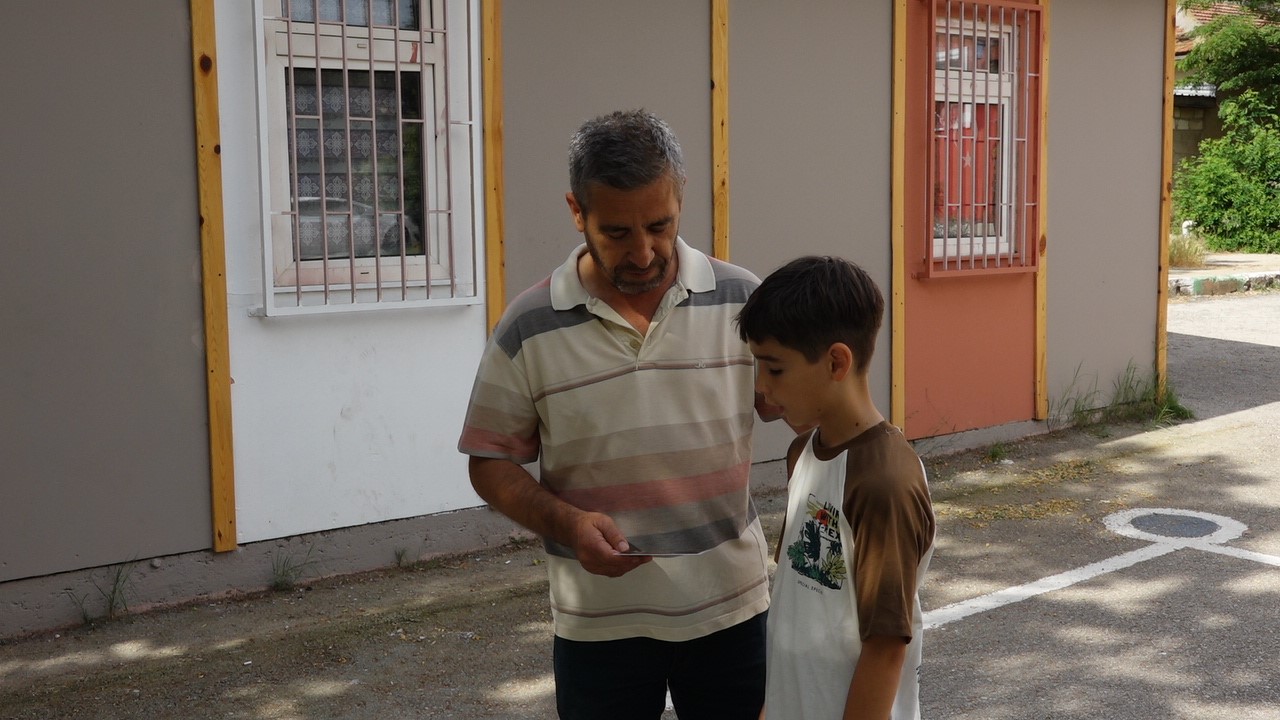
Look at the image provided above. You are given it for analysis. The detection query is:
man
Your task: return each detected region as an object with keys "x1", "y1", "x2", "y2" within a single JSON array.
[{"x1": 458, "y1": 109, "x2": 779, "y2": 719}]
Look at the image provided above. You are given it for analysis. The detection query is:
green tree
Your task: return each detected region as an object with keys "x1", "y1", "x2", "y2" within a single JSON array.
[
  {"x1": 1174, "y1": 2, "x2": 1280, "y2": 251},
  {"x1": 1180, "y1": 1, "x2": 1280, "y2": 110},
  {"x1": 1174, "y1": 92, "x2": 1280, "y2": 252}
]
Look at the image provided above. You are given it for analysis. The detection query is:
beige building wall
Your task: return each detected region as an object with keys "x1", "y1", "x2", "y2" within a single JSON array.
[
  {"x1": 1046, "y1": 0, "x2": 1166, "y2": 410},
  {"x1": 500, "y1": 0, "x2": 714, "y2": 302},
  {"x1": 0, "y1": 2, "x2": 212, "y2": 581},
  {"x1": 729, "y1": 1, "x2": 895, "y2": 457}
]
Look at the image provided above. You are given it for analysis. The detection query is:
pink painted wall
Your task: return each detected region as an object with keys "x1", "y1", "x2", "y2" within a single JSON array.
[{"x1": 904, "y1": 273, "x2": 1036, "y2": 439}]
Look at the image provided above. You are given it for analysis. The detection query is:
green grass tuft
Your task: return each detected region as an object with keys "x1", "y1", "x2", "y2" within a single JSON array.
[
  {"x1": 1169, "y1": 233, "x2": 1207, "y2": 268},
  {"x1": 271, "y1": 546, "x2": 317, "y2": 591}
]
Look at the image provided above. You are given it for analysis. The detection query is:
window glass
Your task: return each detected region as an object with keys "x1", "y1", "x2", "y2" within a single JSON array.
[
  {"x1": 287, "y1": 69, "x2": 424, "y2": 261},
  {"x1": 284, "y1": 0, "x2": 419, "y2": 30}
]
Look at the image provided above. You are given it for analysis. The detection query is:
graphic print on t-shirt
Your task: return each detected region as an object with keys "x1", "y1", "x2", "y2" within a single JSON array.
[{"x1": 785, "y1": 494, "x2": 847, "y2": 589}]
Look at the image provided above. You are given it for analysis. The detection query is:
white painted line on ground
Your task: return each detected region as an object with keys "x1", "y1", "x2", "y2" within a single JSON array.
[
  {"x1": 1195, "y1": 543, "x2": 1280, "y2": 568},
  {"x1": 923, "y1": 544, "x2": 1178, "y2": 629},
  {"x1": 924, "y1": 508, "x2": 1279, "y2": 630}
]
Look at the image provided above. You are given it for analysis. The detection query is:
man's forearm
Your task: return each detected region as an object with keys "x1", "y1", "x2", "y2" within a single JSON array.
[
  {"x1": 469, "y1": 456, "x2": 649, "y2": 577},
  {"x1": 468, "y1": 456, "x2": 582, "y2": 547}
]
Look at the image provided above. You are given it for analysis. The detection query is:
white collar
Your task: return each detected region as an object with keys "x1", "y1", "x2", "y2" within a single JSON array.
[{"x1": 549, "y1": 236, "x2": 714, "y2": 311}]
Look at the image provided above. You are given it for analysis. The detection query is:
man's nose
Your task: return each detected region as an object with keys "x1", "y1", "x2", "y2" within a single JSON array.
[{"x1": 630, "y1": 234, "x2": 656, "y2": 267}]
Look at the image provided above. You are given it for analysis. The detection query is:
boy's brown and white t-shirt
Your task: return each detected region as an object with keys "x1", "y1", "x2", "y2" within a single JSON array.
[{"x1": 765, "y1": 422, "x2": 935, "y2": 720}]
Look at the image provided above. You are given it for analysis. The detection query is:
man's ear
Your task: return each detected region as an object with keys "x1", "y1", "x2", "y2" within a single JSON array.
[
  {"x1": 566, "y1": 192, "x2": 587, "y2": 233},
  {"x1": 828, "y1": 343, "x2": 855, "y2": 381}
]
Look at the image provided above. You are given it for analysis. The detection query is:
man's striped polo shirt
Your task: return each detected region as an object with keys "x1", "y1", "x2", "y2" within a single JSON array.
[{"x1": 458, "y1": 238, "x2": 770, "y2": 642}]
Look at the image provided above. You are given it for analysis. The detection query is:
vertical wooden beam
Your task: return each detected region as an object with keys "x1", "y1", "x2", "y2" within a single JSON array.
[
  {"x1": 711, "y1": 0, "x2": 731, "y2": 261},
  {"x1": 190, "y1": 0, "x2": 237, "y2": 552},
  {"x1": 890, "y1": 0, "x2": 908, "y2": 428},
  {"x1": 483, "y1": 0, "x2": 506, "y2": 331},
  {"x1": 1156, "y1": 0, "x2": 1177, "y2": 395},
  {"x1": 1034, "y1": 0, "x2": 1052, "y2": 420}
]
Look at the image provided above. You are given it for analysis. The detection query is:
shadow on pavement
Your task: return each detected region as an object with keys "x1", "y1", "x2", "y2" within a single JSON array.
[
  {"x1": 1167, "y1": 332, "x2": 1280, "y2": 419},
  {"x1": 922, "y1": 437, "x2": 1280, "y2": 719}
]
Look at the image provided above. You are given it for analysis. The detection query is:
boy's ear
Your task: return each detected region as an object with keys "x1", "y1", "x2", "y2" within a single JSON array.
[{"x1": 827, "y1": 343, "x2": 854, "y2": 381}]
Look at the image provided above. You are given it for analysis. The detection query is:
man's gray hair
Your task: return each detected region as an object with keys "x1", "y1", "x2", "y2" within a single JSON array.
[{"x1": 568, "y1": 109, "x2": 686, "y2": 214}]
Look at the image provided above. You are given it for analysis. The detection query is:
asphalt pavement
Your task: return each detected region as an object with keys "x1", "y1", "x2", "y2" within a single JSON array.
[
  {"x1": 919, "y1": 289, "x2": 1280, "y2": 719},
  {"x1": 1, "y1": 280, "x2": 1277, "y2": 719}
]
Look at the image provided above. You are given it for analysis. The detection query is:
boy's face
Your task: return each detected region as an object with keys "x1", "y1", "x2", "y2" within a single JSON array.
[{"x1": 748, "y1": 338, "x2": 833, "y2": 430}]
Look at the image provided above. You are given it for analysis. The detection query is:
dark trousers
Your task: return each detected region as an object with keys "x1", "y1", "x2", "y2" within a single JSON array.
[{"x1": 552, "y1": 611, "x2": 767, "y2": 720}]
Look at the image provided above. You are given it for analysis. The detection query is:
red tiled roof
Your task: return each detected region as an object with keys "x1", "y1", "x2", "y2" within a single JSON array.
[
  {"x1": 1189, "y1": 3, "x2": 1252, "y2": 24},
  {"x1": 1177, "y1": 3, "x2": 1270, "y2": 55}
]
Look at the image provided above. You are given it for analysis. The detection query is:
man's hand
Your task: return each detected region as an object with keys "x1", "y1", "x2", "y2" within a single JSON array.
[
  {"x1": 468, "y1": 457, "x2": 650, "y2": 577},
  {"x1": 571, "y1": 511, "x2": 652, "y2": 577}
]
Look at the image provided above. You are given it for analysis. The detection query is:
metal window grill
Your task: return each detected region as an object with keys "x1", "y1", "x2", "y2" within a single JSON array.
[
  {"x1": 257, "y1": 0, "x2": 479, "y2": 314},
  {"x1": 926, "y1": 0, "x2": 1042, "y2": 277}
]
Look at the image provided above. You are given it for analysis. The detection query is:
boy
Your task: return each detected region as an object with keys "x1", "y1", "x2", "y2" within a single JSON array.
[{"x1": 737, "y1": 256, "x2": 935, "y2": 720}]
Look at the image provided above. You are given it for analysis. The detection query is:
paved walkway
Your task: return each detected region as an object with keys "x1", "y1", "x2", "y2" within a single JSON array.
[{"x1": 1169, "y1": 252, "x2": 1280, "y2": 296}]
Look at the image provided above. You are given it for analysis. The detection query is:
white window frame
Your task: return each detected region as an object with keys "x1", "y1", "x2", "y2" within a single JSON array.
[
  {"x1": 251, "y1": 0, "x2": 481, "y2": 315},
  {"x1": 932, "y1": 16, "x2": 1017, "y2": 261}
]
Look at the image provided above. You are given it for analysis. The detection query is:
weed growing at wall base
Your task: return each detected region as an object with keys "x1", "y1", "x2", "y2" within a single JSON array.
[
  {"x1": 1048, "y1": 364, "x2": 1101, "y2": 430},
  {"x1": 62, "y1": 559, "x2": 140, "y2": 625},
  {"x1": 1049, "y1": 363, "x2": 1192, "y2": 431},
  {"x1": 63, "y1": 589, "x2": 92, "y2": 625},
  {"x1": 95, "y1": 560, "x2": 138, "y2": 618},
  {"x1": 394, "y1": 547, "x2": 412, "y2": 568},
  {"x1": 1151, "y1": 385, "x2": 1195, "y2": 426},
  {"x1": 270, "y1": 546, "x2": 317, "y2": 591}
]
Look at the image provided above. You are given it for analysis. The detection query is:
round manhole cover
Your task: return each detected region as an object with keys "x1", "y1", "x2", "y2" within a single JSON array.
[
  {"x1": 1130, "y1": 513, "x2": 1220, "y2": 538},
  {"x1": 1104, "y1": 508, "x2": 1246, "y2": 545}
]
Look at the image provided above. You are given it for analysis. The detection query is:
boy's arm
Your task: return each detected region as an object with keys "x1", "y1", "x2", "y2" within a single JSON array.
[{"x1": 842, "y1": 635, "x2": 908, "y2": 720}]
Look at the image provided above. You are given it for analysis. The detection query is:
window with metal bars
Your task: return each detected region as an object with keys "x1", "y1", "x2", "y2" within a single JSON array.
[
  {"x1": 927, "y1": 0, "x2": 1042, "y2": 276},
  {"x1": 257, "y1": 0, "x2": 478, "y2": 314}
]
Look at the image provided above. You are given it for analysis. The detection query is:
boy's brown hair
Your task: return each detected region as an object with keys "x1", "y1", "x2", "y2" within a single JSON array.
[{"x1": 736, "y1": 256, "x2": 884, "y2": 374}]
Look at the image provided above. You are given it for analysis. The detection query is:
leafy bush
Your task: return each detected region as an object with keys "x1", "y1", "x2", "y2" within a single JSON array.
[{"x1": 1173, "y1": 92, "x2": 1280, "y2": 253}]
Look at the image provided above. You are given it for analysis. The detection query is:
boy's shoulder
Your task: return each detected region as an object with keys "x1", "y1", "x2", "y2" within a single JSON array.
[
  {"x1": 853, "y1": 422, "x2": 917, "y2": 458},
  {"x1": 842, "y1": 424, "x2": 929, "y2": 498}
]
